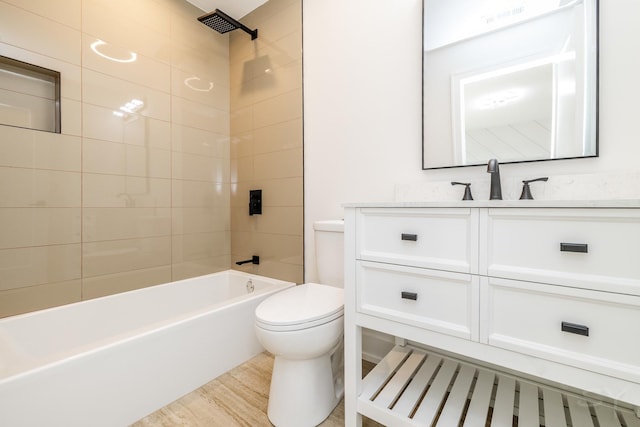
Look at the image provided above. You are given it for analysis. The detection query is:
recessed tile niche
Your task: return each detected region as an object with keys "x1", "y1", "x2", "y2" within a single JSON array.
[{"x1": 0, "y1": 55, "x2": 60, "y2": 133}]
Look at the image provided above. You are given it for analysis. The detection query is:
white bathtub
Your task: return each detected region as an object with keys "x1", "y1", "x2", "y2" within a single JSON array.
[{"x1": 0, "y1": 270, "x2": 294, "y2": 427}]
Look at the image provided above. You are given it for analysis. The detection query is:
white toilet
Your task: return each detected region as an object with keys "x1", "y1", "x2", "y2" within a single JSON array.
[{"x1": 255, "y1": 220, "x2": 344, "y2": 427}]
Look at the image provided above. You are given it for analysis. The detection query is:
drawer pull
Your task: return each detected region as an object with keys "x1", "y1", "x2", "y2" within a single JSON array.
[
  {"x1": 401, "y1": 233, "x2": 418, "y2": 241},
  {"x1": 401, "y1": 291, "x2": 418, "y2": 301},
  {"x1": 560, "y1": 243, "x2": 588, "y2": 253},
  {"x1": 561, "y1": 321, "x2": 589, "y2": 336}
]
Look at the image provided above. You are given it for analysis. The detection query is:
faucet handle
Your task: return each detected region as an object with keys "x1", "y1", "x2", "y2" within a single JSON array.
[
  {"x1": 519, "y1": 177, "x2": 549, "y2": 200},
  {"x1": 451, "y1": 182, "x2": 473, "y2": 200}
]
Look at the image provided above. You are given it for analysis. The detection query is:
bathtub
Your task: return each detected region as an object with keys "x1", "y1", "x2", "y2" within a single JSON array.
[{"x1": 0, "y1": 270, "x2": 294, "y2": 427}]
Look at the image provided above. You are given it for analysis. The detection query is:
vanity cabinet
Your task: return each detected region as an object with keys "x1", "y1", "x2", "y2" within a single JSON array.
[
  {"x1": 483, "y1": 277, "x2": 640, "y2": 383},
  {"x1": 344, "y1": 202, "x2": 640, "y2": 427},
  {"x1": 357, "y1": 261, "x2": 479, "y2": 341},
  {"x1": 357, "y1": 208, "x2": 478, "y2": 273},
  {"x1": 356, "y1": 208, "x2": 479, "y2": 342},
  {"x1": 484, "y1": 208, "x2": 640, "y2": 294}
]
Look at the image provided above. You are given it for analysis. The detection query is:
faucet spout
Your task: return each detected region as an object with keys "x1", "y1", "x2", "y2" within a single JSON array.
[
  {"x1": 236, "y1": 255, "x2": 260, "y2": 265},
  {"x1": 487, "y1": 158, "x2": 503, "y2": 200}
]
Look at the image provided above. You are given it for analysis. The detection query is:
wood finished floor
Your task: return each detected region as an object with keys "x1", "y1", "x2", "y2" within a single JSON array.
[{"x1": 131, "y1": 352, "x2": 384, "y2": 427}]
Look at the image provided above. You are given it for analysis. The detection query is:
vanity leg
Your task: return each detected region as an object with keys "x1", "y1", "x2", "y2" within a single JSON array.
[
  {"x1": 344, "y1": 208, "x2": 362, "y2": 427},
  {"x1": 345, "y1": 324, "x2": 362, "y2": 427}
]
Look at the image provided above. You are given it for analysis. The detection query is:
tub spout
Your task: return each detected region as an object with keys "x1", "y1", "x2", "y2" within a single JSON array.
[
  {"x1": 487, "y1": 158, "x2": 503, "y2": 200},
  {"x1": 236, "y1": 255, "x2": 259, "y2": 265}
]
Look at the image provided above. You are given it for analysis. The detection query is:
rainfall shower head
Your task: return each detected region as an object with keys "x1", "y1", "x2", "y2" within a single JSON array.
[{"x1": 198, "y1": 9, "x2": 258, "y2": 40}]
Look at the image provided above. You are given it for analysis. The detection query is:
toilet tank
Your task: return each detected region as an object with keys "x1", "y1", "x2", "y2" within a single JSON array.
[{"x1": 313, "y1": 220, "x2": 344, "y2": 288}]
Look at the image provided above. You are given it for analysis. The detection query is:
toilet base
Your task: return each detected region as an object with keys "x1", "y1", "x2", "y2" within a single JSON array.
[{"x1": 267, "y1": 352, "x2": 343, "y2": 427}]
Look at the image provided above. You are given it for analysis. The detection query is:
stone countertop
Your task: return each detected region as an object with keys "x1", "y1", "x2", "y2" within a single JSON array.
[{"x1": 343, "y1": 199, "x2": 640, "y2": 209}]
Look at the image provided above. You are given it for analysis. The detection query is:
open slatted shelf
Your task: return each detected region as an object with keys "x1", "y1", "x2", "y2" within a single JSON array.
[{"x1": 359, "y1": 346, "x2": 640, "y2": 427}]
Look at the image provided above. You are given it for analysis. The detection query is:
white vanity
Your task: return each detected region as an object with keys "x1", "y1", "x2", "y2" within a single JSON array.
[{"x1": 343, "y1": 200, "x2": 640, "y2": 427}]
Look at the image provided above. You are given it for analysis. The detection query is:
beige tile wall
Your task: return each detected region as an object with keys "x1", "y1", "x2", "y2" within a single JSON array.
[
  {"x1": 230, "y1": 0, "x2": 304, "y2": 284},
  {"x1": 0, "y1": 0, "x2": 232, "y2": 317}
]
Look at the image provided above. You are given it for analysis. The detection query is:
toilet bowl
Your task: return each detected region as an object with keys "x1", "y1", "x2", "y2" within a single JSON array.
[{"x1": 255, "y1": 283, "x2": 344, "y2": 427}]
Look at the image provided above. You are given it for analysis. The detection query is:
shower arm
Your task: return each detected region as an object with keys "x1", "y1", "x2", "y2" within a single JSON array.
[
  {"x1": 218, "y1": 9, "x2": 258, "y2": 40},
  {"x1": 198, "y1": 9, "x2": 258, "y2": 40}
]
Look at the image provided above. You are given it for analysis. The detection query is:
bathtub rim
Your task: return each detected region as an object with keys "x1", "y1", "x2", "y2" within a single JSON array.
[{"x1": 0, "y1": 269, "x2": 295, "y2": 385}]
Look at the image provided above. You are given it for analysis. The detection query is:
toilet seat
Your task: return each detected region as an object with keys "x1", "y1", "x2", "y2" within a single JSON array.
[{"x1": 255, "y1": 283, "x2": 344, "y2": 332}]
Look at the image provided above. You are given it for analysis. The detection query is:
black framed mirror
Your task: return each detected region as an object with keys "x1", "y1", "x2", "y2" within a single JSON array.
[{"x1": 422, "y1": 0, "x2": 598, "y2": 169}]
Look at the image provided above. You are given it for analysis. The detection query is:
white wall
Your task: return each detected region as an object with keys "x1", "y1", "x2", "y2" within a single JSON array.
[
  {"x1": 303, "y1": 0, "x2": 423, "y2": 279},
  {"x1": 303, "y1": 0, "x2": 640, "y2": 282}
]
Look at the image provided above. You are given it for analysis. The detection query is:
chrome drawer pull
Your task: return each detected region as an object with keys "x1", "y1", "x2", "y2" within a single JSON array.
[
  {"x1": 560, "y1": 243, "x2": 588, "y2": 253},
  {"x1": 401, "y1": 291, "x2": 418, "y2": 301},
  {"x1": 561, "y1": 321, "x2": 589, "y2": 336},
  {"x1": 401, "y1": 233, "x2": 418, "y2": 241}
]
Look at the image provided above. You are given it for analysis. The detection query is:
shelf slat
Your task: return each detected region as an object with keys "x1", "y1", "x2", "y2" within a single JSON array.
[
  {"x1": 392, "y1": 352, "x2": 442, "y2": 418},
  {"x1": 517, "y1": 381, "x2": 540, "y2": 427},
  {"x1": 412, "y1": 359, "x2": 457, "y2": 423},
  {"x1": 435, "y1": 364, "x2": 476, "y2": 426},
  {"x1": 491, "y1": 375, "x2": 516, "y2": 426},
  {"x1": 374, "y1": 351, "x2": 425, "y2": 409},
  {"x1": 462, "y1": 370, "x2": 495, "y2": 427},
  {"x1": 358, "y1": 345, "x2": 640, "y2": 427},
  {"x1": 566, "y1": 395, "x2": 595, "y2": 427},
  {"x1": 361, "y1": 345, "x2": 411, "y2": 400},
  {"x1": 594, "y1": 405, "x2": 623, "y2": 427},
  {"x1": 622, "y1": 411, "x2": 640, "y2": 427},
  {"x1": 542, "y1": 388, "x2": 567, "y2": 427}
]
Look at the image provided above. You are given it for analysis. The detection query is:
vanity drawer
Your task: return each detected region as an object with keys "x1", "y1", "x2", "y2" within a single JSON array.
[
  {"x1": 482, "y1": 277, "x2": 640, "y2": 382},
  {"x1": 357, "y1": 208, "x2": 478, "y2": 273},
  {"x1": 356, "y1": 261, "x2": 479, "y2": 341},
  {"x1": 485, "y1": 208, "x2": 640, "y2": 293}
]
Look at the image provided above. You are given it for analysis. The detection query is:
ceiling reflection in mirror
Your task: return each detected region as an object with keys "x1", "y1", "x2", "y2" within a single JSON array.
[{"x1": 422, "y1": 0, "x2": 598, "y2": 169}]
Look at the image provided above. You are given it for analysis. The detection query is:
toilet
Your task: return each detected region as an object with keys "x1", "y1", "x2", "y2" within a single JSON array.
[{"x1": 255, "y1": 220, "x2": 344, "y2": 427}]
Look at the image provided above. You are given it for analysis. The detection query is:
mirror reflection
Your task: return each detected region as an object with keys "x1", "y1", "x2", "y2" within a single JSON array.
[{"x1": 423, "y1": 0, "x2": 598, "y2": 169}]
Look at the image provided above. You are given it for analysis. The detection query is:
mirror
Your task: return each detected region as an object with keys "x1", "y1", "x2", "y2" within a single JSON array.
[{"x1": 422, "y1": 0, "x2": 598, "y2": 169}]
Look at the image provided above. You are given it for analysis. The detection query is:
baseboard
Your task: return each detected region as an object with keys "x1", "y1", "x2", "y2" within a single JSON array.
[{"x1": 361, "y1": 328, "x2": 394, "y2": 364}]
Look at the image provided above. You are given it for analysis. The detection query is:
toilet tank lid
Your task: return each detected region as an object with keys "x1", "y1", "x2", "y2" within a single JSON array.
[
  {"x1": 313, "y1": 220, "x2": 344, "y2": 232},
  {"x1": 255, "y1": 283, "x2": 343, "y2": 326}
]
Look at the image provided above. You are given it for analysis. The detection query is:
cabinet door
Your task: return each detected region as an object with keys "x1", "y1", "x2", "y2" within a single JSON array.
[
  {"x1": 357, "y1": 208, "x2": 479, "y2": 273},
  {"x1": 481, "y1": 276, "x2": 640, "y2": 383},
  {"x1": 483, "y1": 208, "x2": 640, "y2": 295},
  {"x1": 357, "y1": 261, "x2": 479, "y2": 341}
]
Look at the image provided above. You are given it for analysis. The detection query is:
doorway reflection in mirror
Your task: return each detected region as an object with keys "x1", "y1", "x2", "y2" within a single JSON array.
[{"x1": 423, "y1": 0, "x2": 598, "y2": 169}]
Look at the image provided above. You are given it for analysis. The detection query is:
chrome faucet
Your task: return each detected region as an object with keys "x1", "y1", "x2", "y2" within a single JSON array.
[{"x1": 487, "y1": 158, "x2": 502, "y2": 200}]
